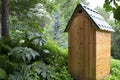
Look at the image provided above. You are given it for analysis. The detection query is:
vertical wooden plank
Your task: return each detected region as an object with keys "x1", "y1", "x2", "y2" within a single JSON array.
[
  {"x1": 91, "y1": 24, "x2": 96, "y2": 80},
  {"x1": 88, "y1": 20, "x2": 91, "y2": 80},
  {"x1": 79, "y1": 15, "x2": 84, "y2": 79},
  {"x1": 83, "y1": 15, "x2": 89, "y2": 80},
  {"x1": 68, "y1": 28, "x2": 73, "y2": 74}
]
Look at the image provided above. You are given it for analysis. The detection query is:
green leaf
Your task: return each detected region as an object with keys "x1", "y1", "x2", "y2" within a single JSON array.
[
  {"x1": 41, "y1": 71, "x2": 46, "y2": 78},
  {"x1": 31, "y1": 51, "x2": 39, "y2": 59},
  {"x1": 9, "y1": 47, "x2": 40, "y2": 62},
  {"x1": 25, "y1": 52, "x2": 32, "y2": 62},
  {"x1": 103, "y1": 1, "x2": 113, "y2": 12},
  {"x1": 8, "y1": 72, "x2": 24, "y2": 80},
  {"x1": 33, "y1": 39, "x2": 39, "y2": 45},
  {"x1": 113, "y1": 6, "x2": 120, "y2": 20},
  {"x1": 0, "y1": 68, "x2": 7, "y2": 79},
  {"x1": 114, "y1": 0, "x2": 119, "y2": 8},
  {"x1": 43, "y1": 49, "x2": 49, "y2": 54}
]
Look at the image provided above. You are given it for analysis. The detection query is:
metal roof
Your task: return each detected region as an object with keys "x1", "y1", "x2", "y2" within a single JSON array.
[{"x1": 64, "y1": 3, "x2": 114, "y2": 32}]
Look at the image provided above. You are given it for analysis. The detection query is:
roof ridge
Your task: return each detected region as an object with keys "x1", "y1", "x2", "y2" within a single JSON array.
[
  {"x1": 64, "y1": 3, "x2": 114, "y2": 32},
  {"x1": 80, "y1": 3, "x2": 114, "y2": 32},
  {"x1": 80, "y1": 3, "x2": 99, "y2": 14}
]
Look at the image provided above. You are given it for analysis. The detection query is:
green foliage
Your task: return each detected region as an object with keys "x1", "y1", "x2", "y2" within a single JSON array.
[
  {"x1": 108, "y1": 21, "x2": 120, "y2": 59},
  {"x1": 114, "y1": 6, "x2": 120, "y2": 20},
  {"x1": 0, "y1": 0, "x2": 119, "y2": 79},
  {"x1": 0, "y1": 54, "x2": 17, "y2": 75},
  {"x1": 103, "y1": 0, "x2": 120, "y2": 20},
  {"x1": 32, "y1": 61, "x2": 51, "y2": 80},
  {"x1": 0, "y1": 31, "x2": 72, "y2": 80},
  {"x1": 0, "y1": 36, "x2": 12, "y2": 54},
  {"x1": 8, "y1": 61, "x2": 51, "y2": 80},
  {"x1": 8, "y1": 64, "x2": 41, "y2": 80},
  {"x1": 103, "y1": 0, "x2": 113, "y2": 12},
  {"x1": 10, "y1": 0, "x2": 43, "y2": 16},
  {"x1": 0, "y1": 0, "x2": 91, "y2": 80},
  {"x1": 50, "y1": 66, "x2": 72, "y2": 80},
  {"x1": 0, "y1": 68, "x2": 7, "y2": 79},
  {"x1": 43, "y1": 40, "x2": 72, "y2": 80},
  {"x1": 105, "y1": 59, "x2": 120, "y2": 80},
  {"x1": 9, "y1": 47, "x2": 40, "y2": 62}
]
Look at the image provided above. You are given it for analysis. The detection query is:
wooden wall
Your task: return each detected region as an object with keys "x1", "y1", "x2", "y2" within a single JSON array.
[
  {"x1": 96, "y1": 31, "x2": 111, "y2": 80},
  {"x1": 68, "y1": 12, "x2": 96, "y2": 80},
  {"x1": 68, "y1": 10, "x2": 111, "y2": 79}
]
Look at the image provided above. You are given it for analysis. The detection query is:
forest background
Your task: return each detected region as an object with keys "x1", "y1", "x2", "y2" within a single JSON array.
[{"x1": 0, "y1": 0, "x2": 120, "y2": 80}]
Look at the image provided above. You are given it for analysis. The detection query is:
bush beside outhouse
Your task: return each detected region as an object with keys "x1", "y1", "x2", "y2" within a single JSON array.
[{"x1": 64, "y1": 3, "x2": 114, "y2": 80}]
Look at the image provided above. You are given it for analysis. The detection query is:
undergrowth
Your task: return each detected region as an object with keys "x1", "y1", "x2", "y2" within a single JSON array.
[
  {"x1": 104, "y1": 59, "x2": 120, "y2": 80},
  {"x1": 0, "y1": 31, "x2": 72, "y2": 80}
]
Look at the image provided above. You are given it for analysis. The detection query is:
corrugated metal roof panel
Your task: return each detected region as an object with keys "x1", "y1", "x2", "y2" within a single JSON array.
[{"x1": 80, "y1": 3, "x2": 114, "y2": 32}]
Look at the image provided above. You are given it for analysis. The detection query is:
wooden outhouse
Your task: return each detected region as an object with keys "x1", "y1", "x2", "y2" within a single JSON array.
[{"x1": 64, "y1": 3, "x2": 114, "y2": 80}]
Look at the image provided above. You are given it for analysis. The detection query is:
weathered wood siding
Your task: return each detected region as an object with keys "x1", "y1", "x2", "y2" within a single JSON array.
[
  {"x1": 68, "y1": 13, "x2": 96, "y2": 80},
  {"x1": 96, "y1": 31, "x2": 111, "y2": 80}
]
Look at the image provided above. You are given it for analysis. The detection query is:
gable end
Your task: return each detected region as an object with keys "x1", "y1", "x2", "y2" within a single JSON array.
[{"x1": 64, "y1": 3, "x2": 114, "y2": 32}]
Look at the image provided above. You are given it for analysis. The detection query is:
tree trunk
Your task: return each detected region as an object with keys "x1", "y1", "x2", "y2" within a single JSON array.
[{"x1": 1, "y1": 0, "x2": 9, "y2": 37}]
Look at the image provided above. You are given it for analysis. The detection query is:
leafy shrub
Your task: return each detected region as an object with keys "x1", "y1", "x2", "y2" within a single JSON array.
[
  {"x1": 9, "y1": 46, "x2": 40, "y2": 62},
  {"x1": 0, "y1": 32, "x2": 45, "y2": 79},
  {"x1": 104, "y1": 59, "x2": 120, "y2": 80},
  {"x1": 0, "y1": 68, "x2": 7, "y2": 79},
  {"x1": 111, "y1": 24, "x2": 120, "y2": 59},
  {"x1": 0, "y1": 31, "x2": 72, "y2": 80},
  {"x1": 43, "y1": 39, "x2": 72, "y2": 80},
  {"x1": 8, "y1": 61, "x2": 51, "y2": 80}
]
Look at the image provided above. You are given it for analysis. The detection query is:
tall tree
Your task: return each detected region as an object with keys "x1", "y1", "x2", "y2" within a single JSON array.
[{"x1": 1, "y1": 0, "x2": 9, "y2": 37}]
